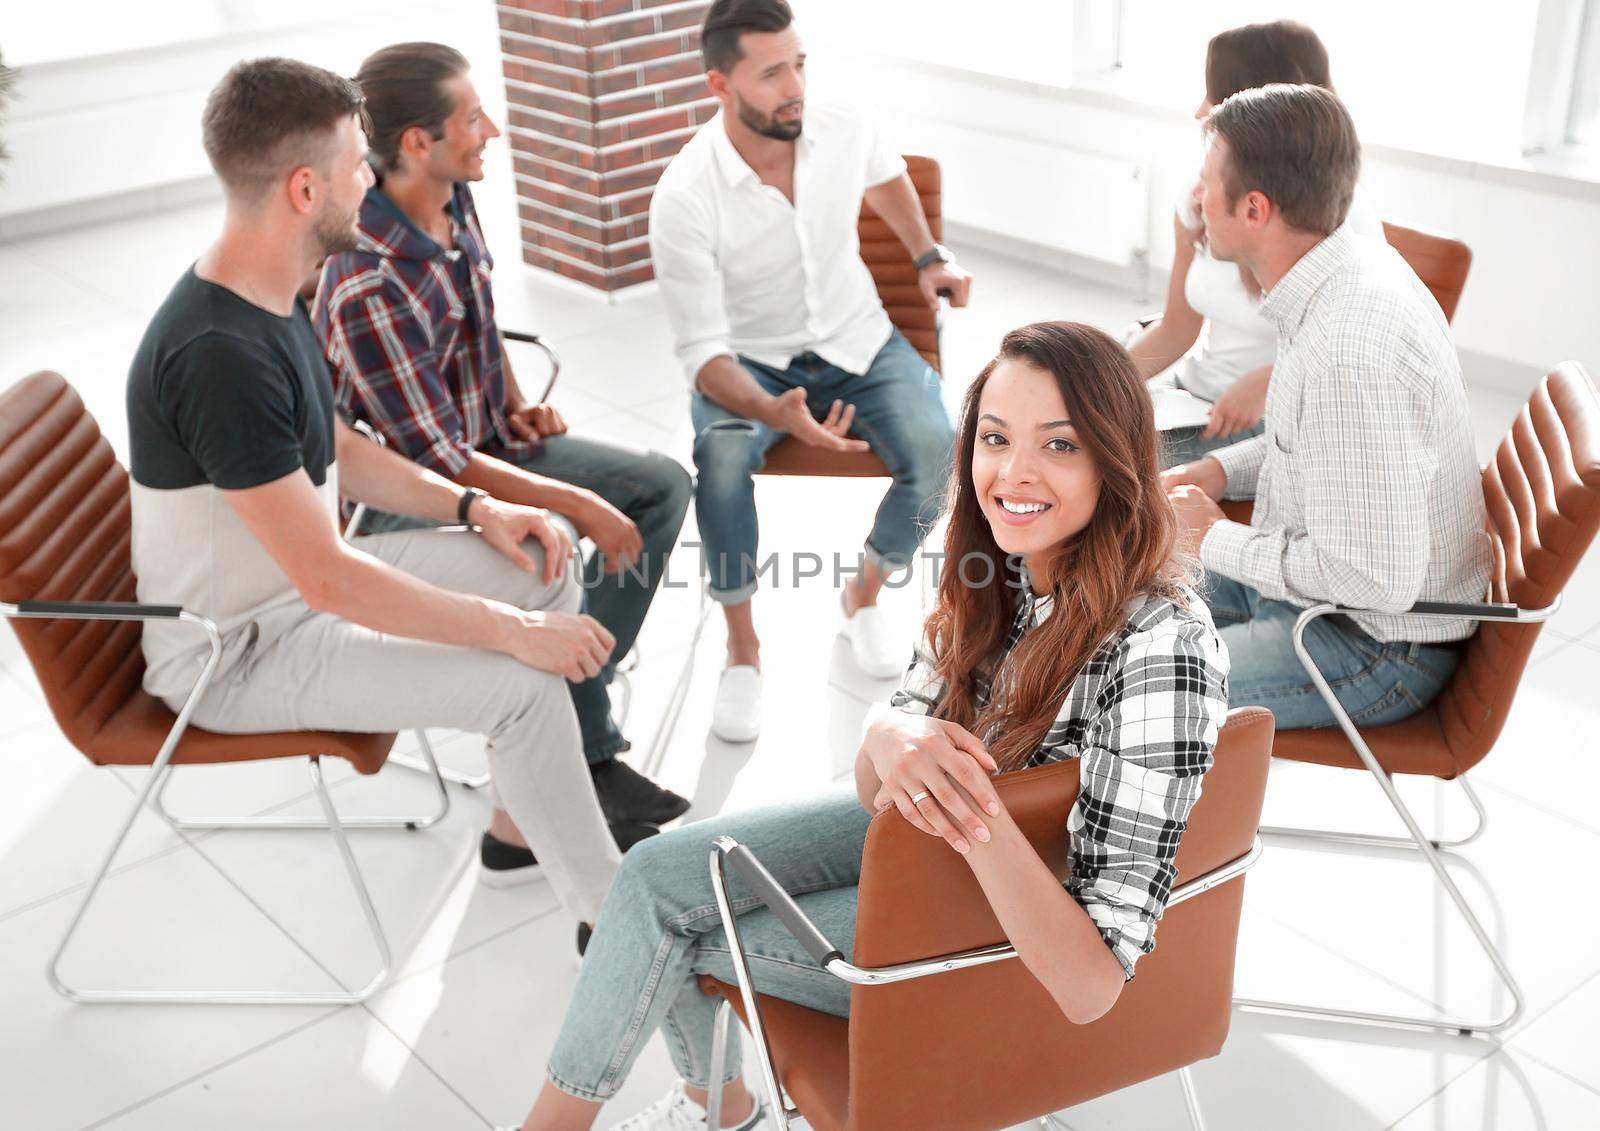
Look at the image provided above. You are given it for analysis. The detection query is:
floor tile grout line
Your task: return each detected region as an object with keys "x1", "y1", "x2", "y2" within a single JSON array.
[
  {"x1": 1472, "y1": 777, "x2": 1600, "y2": 839},
  {"x1": 357, "y1": 1003, "x2": 497, "y2": 1128},
  {"x1": 1378, "y1": 973, "x2": 1600, "y2": 1131},
  {"x1": 374, "y1": 900, "x2": 567, "y2": 998},
  {"x1": 1251, "y1": 905, "x2": 1454, "y2": 1015},
  {"x1": 74, "y1": 1006, "x2": 343, "y2": 1131},
  {"x1": 177, "y1": 818, "x2": 362, "y2": 996},
  {"x1": 1378, "y1": 1040, "x2": 1503, "y2": 1130}
]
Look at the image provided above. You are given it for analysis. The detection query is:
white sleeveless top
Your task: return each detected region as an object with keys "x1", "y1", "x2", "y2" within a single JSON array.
[{"x1": 1172, "y1": 183, "x2": 1382, "y2": 403}]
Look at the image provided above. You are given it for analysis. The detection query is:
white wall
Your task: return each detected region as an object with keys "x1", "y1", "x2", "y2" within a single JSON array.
[
  {"x1": 0, "y1": 2, "x2": 502, "y2": 233},
  {"x1": 809, "y1": 50, "x2": 1600, "y2": 388}
]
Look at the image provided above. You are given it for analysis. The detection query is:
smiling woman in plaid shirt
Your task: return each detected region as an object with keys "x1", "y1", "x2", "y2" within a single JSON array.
[{"x1": 495, "y1": 321, "x2": 1229, "y2": 1131}]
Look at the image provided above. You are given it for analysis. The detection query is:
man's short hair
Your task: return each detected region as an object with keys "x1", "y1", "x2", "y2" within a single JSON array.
[
  {"x1": 701, "y1": 0, "x2": 794, "y2": 74},
  {"x1": 202, "y1": 58, "x2": 366, "y2": 202},
  {"x1": 354, "y1": 42, "x2": 470, "y2": 177},
  {"x1": 1203, "y1": 83, "x2": 1360, "y2": 237}
]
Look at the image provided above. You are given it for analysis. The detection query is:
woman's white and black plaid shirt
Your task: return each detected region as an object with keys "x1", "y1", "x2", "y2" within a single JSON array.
[{"x1": 889, "y1": 584, "x2": 1230, "y2": 979}]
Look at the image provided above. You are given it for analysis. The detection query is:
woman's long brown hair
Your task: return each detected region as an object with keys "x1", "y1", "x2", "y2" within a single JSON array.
[{"x1": 923, "y1": 322, "x2": 1189, "y2": 772}]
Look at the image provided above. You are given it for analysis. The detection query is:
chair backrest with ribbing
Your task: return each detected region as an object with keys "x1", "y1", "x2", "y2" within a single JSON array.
[
  {"x1": 841, "y1": 707, "x2": 1274, "y2": 1130},
  {"x1": 1436, "y1": 363, "x2": 1600, "y2": 770},
  {"x1": 0, "y1": 371, "x2": 146, "y2": 756}
]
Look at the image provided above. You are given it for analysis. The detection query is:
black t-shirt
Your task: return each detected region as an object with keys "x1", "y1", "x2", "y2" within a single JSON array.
[
  {"x1": 128, "y1": 268, "x2": 335, "y2": 492},
  {"x1": 127, "y1": 268, "x2": 340, "y2": 697}
]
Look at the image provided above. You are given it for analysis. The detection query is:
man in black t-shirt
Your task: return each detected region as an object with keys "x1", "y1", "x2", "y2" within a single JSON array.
[{"x1": 127, "y1": 58, "x2": 625, "y2": 929}]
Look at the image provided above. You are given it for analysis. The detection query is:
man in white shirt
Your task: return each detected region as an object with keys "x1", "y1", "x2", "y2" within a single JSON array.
[
  {"x1": 1164, "y1": 84, "x2": 1490, "y2": 729},
  {"x1": 650, "y1": 0, "x2": 972, "y2": 741}
]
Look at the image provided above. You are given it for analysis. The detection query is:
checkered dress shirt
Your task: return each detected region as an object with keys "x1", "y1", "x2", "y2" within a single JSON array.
[
  {"x1": 889, "y1": 585, "x2": 1230, "y2": 979},
  {"x1": 314, "y1": 184, "x2": 536, "y2": 476},
  {"x1": 1203, "y1": 222, "x2": 1492, "y2": 642}
]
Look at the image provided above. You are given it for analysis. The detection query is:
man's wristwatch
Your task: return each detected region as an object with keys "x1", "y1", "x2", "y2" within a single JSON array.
[
  {"x1": 457, "y1": 487, "x2": 486, "y2": 526},
  {"x1": 913, "y1": 243, "x2": 952, "y2": 272}
]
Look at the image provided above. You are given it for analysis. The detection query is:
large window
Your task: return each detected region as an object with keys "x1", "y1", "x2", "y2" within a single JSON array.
[{"x1": 803, "y1": 0, "x2": 1590, "y2": 172}]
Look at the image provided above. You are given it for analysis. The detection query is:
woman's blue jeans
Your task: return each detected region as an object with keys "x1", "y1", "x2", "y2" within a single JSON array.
[{"x1": 545, "y1": 787, "x2": 871, "y2": 1100}]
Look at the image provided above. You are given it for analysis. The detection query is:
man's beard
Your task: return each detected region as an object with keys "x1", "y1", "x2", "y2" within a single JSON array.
[
  {"x1": 313, "y1": 204, "x2": 361, "y2": 256},
  {"x1": 736, "y1": 95, "x2": 802, "y2": 141}
]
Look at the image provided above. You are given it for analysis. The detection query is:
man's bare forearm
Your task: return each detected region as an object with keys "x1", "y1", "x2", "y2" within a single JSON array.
[
  {"x1": 336, "y1": 422, "x2": 466, "y2": 523},
  {"x1": 863, "y1": 173, "x2": 936, "y2": 260},
  {"x1": 456, "y1": 451, "x2": 593, "y2": 519},
  {"x1": 695, "y1": 354, "x2": 776, "y2": 420}
]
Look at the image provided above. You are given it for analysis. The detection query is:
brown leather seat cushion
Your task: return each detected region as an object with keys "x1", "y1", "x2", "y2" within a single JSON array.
[
  {"x1": 758, "y1": 156, "x2": 941, "y2": 481},
  {"x1": 1, "y1": 371, "x2": 396, "y2": 775}
]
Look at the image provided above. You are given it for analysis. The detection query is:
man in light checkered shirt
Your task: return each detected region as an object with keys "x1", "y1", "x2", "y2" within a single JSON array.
[{"x1": 1163, "y1": 83, "x2": 1490, "y2": 729}]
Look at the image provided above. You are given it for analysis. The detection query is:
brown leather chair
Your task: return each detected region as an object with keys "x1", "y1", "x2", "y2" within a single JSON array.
[
  {"x1": 759, "y1": 155, "x2": 943, "y2": 478},
  {"x1": 698, "y1": 707, "x2": 1275, "y2": 1131},
  {"x1": 1382, "y1": 220, "x2": 1472, "y2": 323},
  {"x1": 1232, "y1": 363, "x2": 1600, "y2": 1036},
  {"x1": 0, "y1": 370, "x2": 449, "y2": 1005}
]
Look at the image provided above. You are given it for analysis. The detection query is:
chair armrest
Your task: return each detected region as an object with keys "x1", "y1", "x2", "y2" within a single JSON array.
[
  {"x1": 709, "y1": 834, "x2": 1262, "y2": 988},
  {"x1": 714, "y1": 836, "x2": 843, "y2": 966},
  {"x1": 8, "y1": 599, "x2": 186, "y2": 620},
  {"x1": 1312, "y1": 597, "x2": 1560, "y2": 625},
  {"x1": 502, "y1": 329, "x2": 563, "y2": 404}
]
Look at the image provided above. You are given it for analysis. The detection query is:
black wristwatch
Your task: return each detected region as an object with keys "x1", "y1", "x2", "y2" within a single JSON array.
[
  {"x1": 457, "y1": 487, "x2": 486, "y2": 526},
  {"x1": 913, "y1": 243, "x2": 952, "y2": 272}
]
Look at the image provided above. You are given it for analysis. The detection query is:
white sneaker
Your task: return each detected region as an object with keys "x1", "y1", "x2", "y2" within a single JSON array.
[
  {"x1": 607, "y1": 1080, "x2": 765, "y2": 1131},
  {"x1": 711, "y1": 665, "x2": 763, "y2": 743},
  {"x1": 839, "y1": 600, "x2": 905, "y2": 679}
]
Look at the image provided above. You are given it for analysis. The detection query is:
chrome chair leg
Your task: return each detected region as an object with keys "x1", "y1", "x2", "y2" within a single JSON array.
[
  {"x1": 641, "y1": 582, "x2": 713, "y2": 779},
  {"x1": 151, "y1": 729, "x2": 451, "y2": 830},
  {"x1": 705, "y1": 997, "x2": 733, "y2": 1131},
  {"x1": 1260, "y1": 772, "x2": 1488, "y2": 850},
  {"x1": 709, "y1": 841, "x2": 795, "y2": 1129},
  {"x1": 386, "y1": 730, "x2": 490, "y2": 792},
  {"x1": 1177, "y1": 1066, "x2": 1206, "y2": 1131},
  {"x1": 1235, "y1": 604, "x2": 1525, "y2": 1036},
  {"x1": 51, "y1": 754, "x2": 396, "y2": 1005}
]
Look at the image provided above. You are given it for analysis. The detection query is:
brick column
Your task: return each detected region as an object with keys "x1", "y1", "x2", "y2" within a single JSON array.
[{"x1": 497, "y1": 1, "x2": 717, "y2": 292}]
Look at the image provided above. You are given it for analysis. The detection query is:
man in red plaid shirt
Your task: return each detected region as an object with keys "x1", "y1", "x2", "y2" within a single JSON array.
[{"x1": 315, "y1": 43, "x2": 692, "y2": 888}]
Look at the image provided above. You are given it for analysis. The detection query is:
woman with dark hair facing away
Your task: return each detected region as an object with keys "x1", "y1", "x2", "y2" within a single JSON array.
[
  {"x1": 1130, "y1": 19, "x2": 1380, "y2": 467},
  {"x1": 499, "y1": 322, "x2": 1230, "y2": 1131}
]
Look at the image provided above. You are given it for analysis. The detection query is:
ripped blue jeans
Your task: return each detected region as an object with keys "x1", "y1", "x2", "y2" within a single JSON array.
[{"x1": 690, "y1": 331, "x2": 955, "y2": 604}]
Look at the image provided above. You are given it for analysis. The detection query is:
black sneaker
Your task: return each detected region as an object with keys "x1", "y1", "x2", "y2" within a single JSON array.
[
  {"x1": 478, "y1": 819, "x2": 662, "y2": 889},
  {"x1": 577, "y1": 922, "x2": 592, "y2": 956},
  {"x1": 591, "y1": 758, "x2": 692, "y2": 825}
]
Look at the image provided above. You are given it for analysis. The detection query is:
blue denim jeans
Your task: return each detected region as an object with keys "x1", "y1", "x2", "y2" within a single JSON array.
[
  {"x1": 546, "y1": 787, "x2": 870, "y2": 1100},
  {"x1": 1160, "y1": 420, "x2": 1265, "y2": 469},
  {"x1": 691, "y1": 330, "x2": 955, "y2": 604},
  {"x1": 362, "y1": 433, "x2": 691, "y2": 763},
  {"x1": 1203, "y1": 571, "x2": 1462, "y2": 729}
]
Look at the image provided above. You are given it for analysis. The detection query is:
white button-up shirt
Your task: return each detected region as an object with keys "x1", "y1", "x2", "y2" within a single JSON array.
[
  {"x1": 1202, "y1": 222, "x2": 1491, "y2": 643},
  {"x1": 648, "y1": 102, "x2": 907, "y2": 384}
]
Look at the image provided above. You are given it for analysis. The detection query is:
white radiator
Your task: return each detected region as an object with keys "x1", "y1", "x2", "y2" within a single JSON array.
[{"x1": 901, "y1": 121, "x2": 1152, "y2": 270}]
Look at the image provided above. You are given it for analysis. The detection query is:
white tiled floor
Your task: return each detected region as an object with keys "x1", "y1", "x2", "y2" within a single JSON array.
[{"x1": 4, "y1": 189, "x2": 1600, "y2": 1131}]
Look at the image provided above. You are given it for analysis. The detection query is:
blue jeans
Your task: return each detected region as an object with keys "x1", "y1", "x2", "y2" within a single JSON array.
[
  {"x1": 1160, "y1": 421, "x2": 1265, "y2": 469},
  {"x1": 546, "y1": 787, "x2": 869, "y2": 1100},
  {"x1": 362, "y1": 433, "x2": 691, "y2": 763},
  {"x1": 1203, "y1": 571, "x2": 1462, "y2": 729},
  {"x1": 691, "y1": 331, "x2": 955, "y2": 603}
]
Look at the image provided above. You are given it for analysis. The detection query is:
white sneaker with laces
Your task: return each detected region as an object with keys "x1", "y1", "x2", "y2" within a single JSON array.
[
  {"x1": 607, "y1": 1080, "x2": 764, "y2": 1131},
  {"x1": 839, "y1": 600, "x2": 904, "y2": 679},
  {"x1": 711, "y1": 665, "x2": 763, "y2": 743}
]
